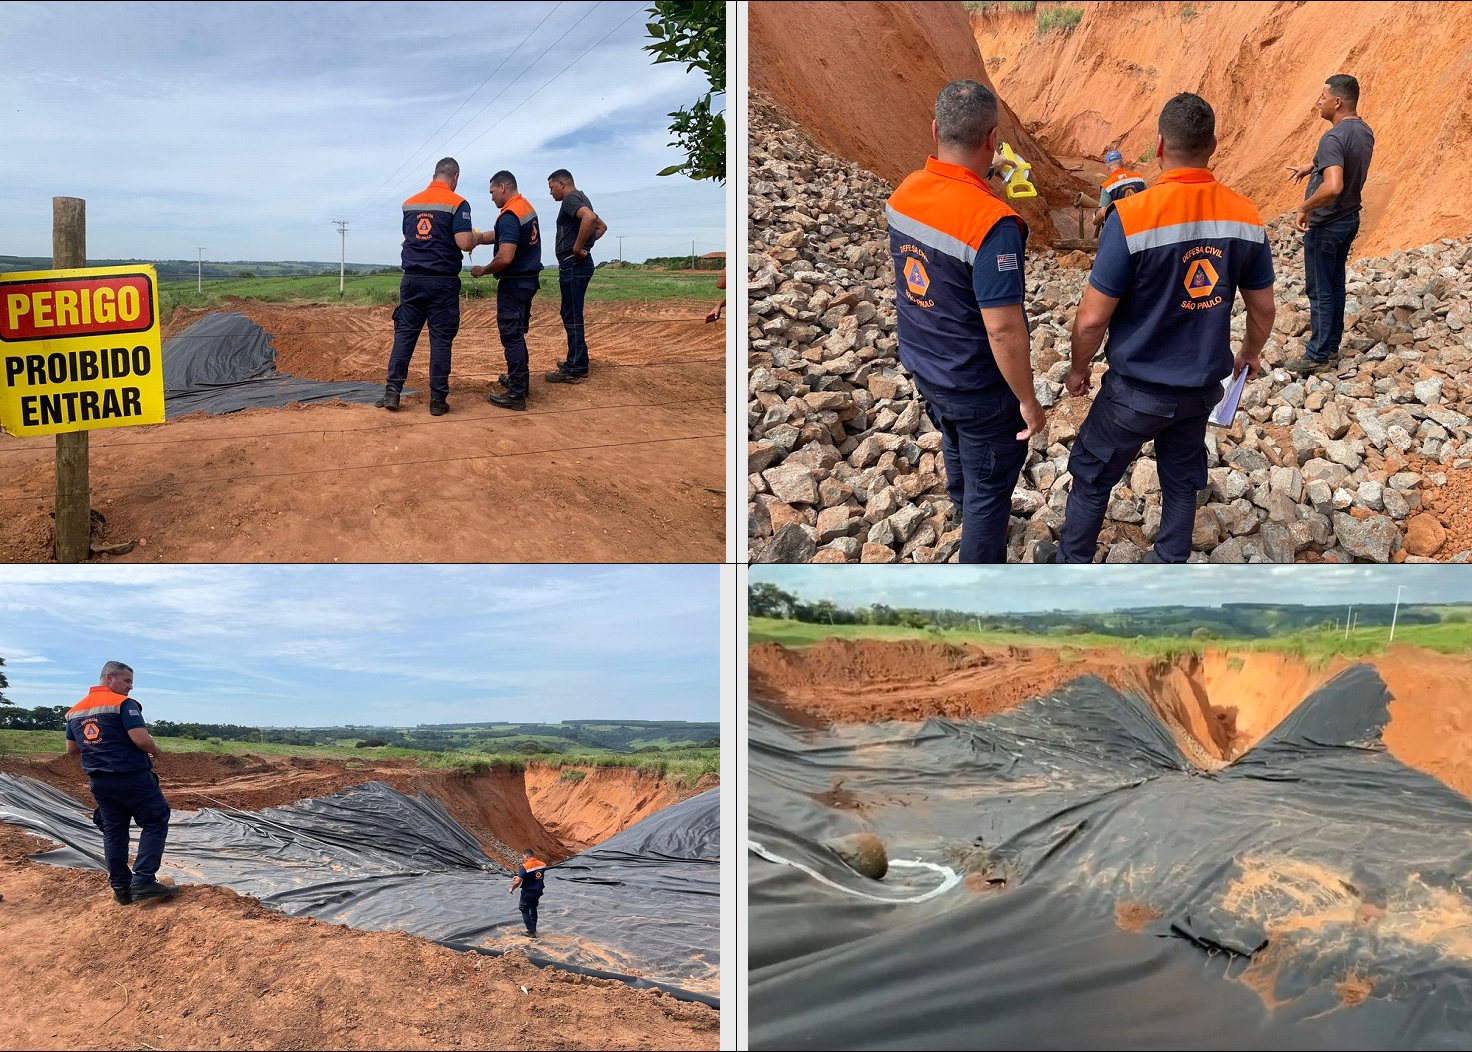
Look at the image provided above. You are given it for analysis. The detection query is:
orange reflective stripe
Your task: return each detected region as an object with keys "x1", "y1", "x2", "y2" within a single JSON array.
[
  {"x1": 1114, "y1": 169, "x2": 1264, "y2": 238},
  {"x1": 1102, "y1": 169, "x2": 1145, "y2": 192},
  {"x1": 66, "y1": 687, "x2": 127, "y2": 720},
  {"x1": 887, "y1": 157, "x2": 1021, "y2": 262},
  {"x1": 498, "y1": 193, "x2": 538, "y2": 224},
  {"x1": 403, "y1": 180, "x2": 466, "y2": 211}
]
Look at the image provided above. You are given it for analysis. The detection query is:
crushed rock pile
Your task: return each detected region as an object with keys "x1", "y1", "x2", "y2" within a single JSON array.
[{"x1": 746, "y1": 96, "x2": 1472, "y2": 564}]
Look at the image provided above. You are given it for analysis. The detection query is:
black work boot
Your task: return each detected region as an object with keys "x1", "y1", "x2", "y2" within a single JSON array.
[
  {"x1": 487, "y1": 391, "x2": 526, "y2": 412},
  {"x1": 544, "y1": 369, "x2": 583, "y2": 384},
  {"x1": 112, "y1": 887, "x2": 133, "y2": 905},
  {"x1": 429, "y1": 400, "x2": 449, "y2": 416},
  {"x1": 375, "y1": 386, "x2": 400, "y2": 411},
  {"x1": 130, "y1": 880, "x2": 177, "y2": 902}
]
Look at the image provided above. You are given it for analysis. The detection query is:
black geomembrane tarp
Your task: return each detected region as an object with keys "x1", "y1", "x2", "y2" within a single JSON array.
[
  {"x1": 163, "y1": 312, "x2": 391, "y2": 417},
  {"x1": 0, "y1": 777, "x2": 718, "y2": 1004},
  {"x1": 750, "y1": 664, "x2": 1472, "y2": 1049}
]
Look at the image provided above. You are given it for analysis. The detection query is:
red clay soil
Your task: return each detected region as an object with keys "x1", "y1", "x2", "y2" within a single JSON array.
[
  {"x1": 0, "y1": 299, "x2": 723, "y2": 563},
  {"x1": 970, "y1": 1, "x2": 1472, "y2": 256},
  {"x1": 0, "y1": 825, "x2": 718, "y2": 1052},
  {"x1": 524, "y1": 766, "x2": 720, "y2": 852},
  {"x1": 749, "y1": 0, "x2": 1089, "y2": 245},
  {"x1": 749, "y1": 638, "x2": 1472, "y2": 798}
]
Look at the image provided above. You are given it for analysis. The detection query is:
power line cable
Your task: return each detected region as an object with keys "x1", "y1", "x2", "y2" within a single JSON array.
[
  {"x1": 342, "y1": 1, "x2": 576, "y2": 223},
  {"x1": 457, "y1": 6, "x2": 641, "y2": 155}
]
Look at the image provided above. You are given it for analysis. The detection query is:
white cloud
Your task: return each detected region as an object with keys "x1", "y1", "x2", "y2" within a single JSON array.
[{"x1": 0, "y1": 1, "x2": 725, "y2": 263}]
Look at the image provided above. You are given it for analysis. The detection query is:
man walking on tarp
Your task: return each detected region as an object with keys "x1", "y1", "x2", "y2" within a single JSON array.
[
  {"x1": 509, "y1": 847, "x2": 547, "y2": 938},
  {"x1": 64, "y1": 661, "x2": 176, "y2": 905}
]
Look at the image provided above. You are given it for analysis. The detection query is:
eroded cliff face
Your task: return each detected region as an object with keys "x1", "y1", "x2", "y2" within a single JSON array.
[
  {"x1": 750, "y1": 0, "x2": 1088, "y2": 245},
  {"x1": 971, "y1": 0, "x2": 1472, "y2": 257}
]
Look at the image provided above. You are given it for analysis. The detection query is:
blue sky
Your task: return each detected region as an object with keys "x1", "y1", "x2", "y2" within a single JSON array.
[
  {"x1": 750, "y1": 566, "x2": 1472, "y2": 614},
  {"x1": 0, "y1": 565, "x2": 720, "y2": 726},
  {"x1": 0, "y1": 1, "x2": 726, "y2": 265}
]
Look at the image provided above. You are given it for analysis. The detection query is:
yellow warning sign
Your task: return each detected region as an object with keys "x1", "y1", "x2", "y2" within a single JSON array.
[{"x1": 0, "y1": 264, "x2": 164, "y2": 437}]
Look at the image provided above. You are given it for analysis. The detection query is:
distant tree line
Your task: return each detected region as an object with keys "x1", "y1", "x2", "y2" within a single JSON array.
[{"x1": 750, "y1": 583, "x2": 1447, "y2": 640}]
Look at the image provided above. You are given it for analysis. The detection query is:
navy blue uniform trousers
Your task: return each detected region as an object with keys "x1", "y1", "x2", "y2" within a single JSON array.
[
  {"x1": 917, "y1": 378, "x2": 1028, "y2": 564},
  {"x1": 89, "y1": 769, "x2": 170, "y2": 892},
  {"x1": 1060, "y1": 370, "x2": 1219, "y2": 564},
  {"x1": 498, "y1": 275, "x2": 540, "y2": 398},
  {"x1": 519, "y1": 889, "x2": 542, "y2": 934},
  {"x1": 387, "y1": 273, "x2": 461, "y2": 404}
]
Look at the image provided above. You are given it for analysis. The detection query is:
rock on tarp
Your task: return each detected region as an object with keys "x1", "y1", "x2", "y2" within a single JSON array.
[
  {"x1": 162, "y1": 312, "x2": 392, "y2": 418},
  {"x1": 749, "y1": 667, "x2": 1472, "y2": 1049},
  {"x1": 0, "y1": 777, "x2": 719, "y2": 1005}
]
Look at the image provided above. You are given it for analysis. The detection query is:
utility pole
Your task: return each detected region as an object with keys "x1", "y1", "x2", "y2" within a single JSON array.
[
  {"x1": 690, "y1": 239, "x2": 696, "y2": 271},
  {"x1": 1389, "y1": 585, "x2": 1405, "y2": 643},
  {"x1": 617, "y1": 235, "x2": 624, "y2": 264},
  {"x1": 333, "y1": 219, "x2": 349, "y2": 295},
  {"x1": 196, "y1": 247, "x2": 206, "y2": 294},
  {"x1": 1343, "y1": 605, "x2": 1353, "y2": 640}
]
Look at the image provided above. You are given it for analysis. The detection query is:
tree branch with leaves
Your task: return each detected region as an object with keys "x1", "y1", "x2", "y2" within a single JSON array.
[{"x1": 645, "y1": 1, "x2": 726, "y2": 184}]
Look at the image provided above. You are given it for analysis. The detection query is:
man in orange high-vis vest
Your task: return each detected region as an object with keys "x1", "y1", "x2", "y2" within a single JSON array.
[
  {"x1": 64, "y1": 661, "x2": 176, "y2": 905},
  {"x1": 379, "y1": 157, "x2": 479, "y2": 417},
  {"x1": 474, "y1": 171, "x2": 544, "y2": 412},
  {"x1": 509, "y1": 847, "x2": 548, "y2": 938},
  {"x1": 1094, "y1": 149, "x2": 1148, "y2": 229},
  {"x1": 1058, "y1": 94, "x2": 1277, "y2": 564},
  {"x1": 886, "y1": 80, "x2": 1044, "y2": 564}
]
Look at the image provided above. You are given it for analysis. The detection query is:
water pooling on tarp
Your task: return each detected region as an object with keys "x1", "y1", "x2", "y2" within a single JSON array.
[
  {"x1": 749, "y1": 665, "x2": 1472, "y2": 1049},
  {"x1": 0, "y1": 778, "x2": 719, "y2": 1005}
]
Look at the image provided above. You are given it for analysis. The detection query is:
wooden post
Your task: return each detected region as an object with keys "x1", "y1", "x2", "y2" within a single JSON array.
[{"x1": 53, "y1": 197, "x2": 89, "y2": 563}]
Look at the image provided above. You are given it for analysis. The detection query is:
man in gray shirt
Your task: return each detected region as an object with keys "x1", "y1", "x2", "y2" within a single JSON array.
[
  {"x1": 545, "y1": 170, "x2": 608, "y2": 383},
  {"x1": 1285, "y1": 74, "x2": 1375, "y2": 373}
]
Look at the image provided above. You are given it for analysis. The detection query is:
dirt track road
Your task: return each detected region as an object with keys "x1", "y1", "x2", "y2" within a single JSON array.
[{"x1": 0, "y1": 299, "x2": 725, "y2": 563}]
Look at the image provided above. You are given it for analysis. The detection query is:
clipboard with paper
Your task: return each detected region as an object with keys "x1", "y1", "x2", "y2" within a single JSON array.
[{"x1": 1209, "y1": 368, "x2": 1249, "y2": 428}]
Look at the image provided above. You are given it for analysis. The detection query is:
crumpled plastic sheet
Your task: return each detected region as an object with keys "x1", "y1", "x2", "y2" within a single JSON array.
[
  {"x1": 0, "y1": 776, "x2": 719, "y2": 1006},
  {"x1": 749, "y1": 664, "x2": 1472, "y2": 1049},
  {"x1": 163, "y1": 311, "x2": 394, "y2": 417}
]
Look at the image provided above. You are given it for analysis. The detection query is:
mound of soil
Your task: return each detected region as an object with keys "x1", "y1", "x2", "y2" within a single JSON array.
[
  {"x1": 749, "y1": 0, "x2": 1088, "y2": 245},
  {"x1": 749, "y1": 638, "x2": 1472, "y2": 799},
  {"x1": 0, "y1": 300, "x2": 723, "y2": 563},
  {"x1": 524, "y1": 766, "x2": 719, "y2": 852},
  {"x1": 971, "y1": 0, "x2": 1472, "y2": 257},
  {"x1": 0, "y1": 826, "x2": 717, "y2": 1052}
]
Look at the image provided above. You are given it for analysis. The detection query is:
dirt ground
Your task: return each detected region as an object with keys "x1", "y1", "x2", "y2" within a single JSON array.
[
  {"x1": 968, "y1": 0, "x2": 1472, "y2": 256},
  {"x1": 0, "y1": 827, "x2": 717, "y2": 1052},
  {"x1": 0, "y1": 753, "x2": 721, "y2": 1049},
  {"x1": 0, "y1": 299, "x2": 724, "y2": 563},
  {"x1": 749, "y1": 0, "x2": 1086, "y2": 244},
  {"x1": 749, "y1": 638, "x2": 1472, "y2": 798}
]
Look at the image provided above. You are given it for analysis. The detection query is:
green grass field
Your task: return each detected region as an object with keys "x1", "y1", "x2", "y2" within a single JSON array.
[
  {"x1": 159, "y1": 267, "x2": 723, "y2": 320},
  {"x1": 749, "y1": 616, "x2": 1472, "y2": 664},
  {"x1": 0, "y1": 732, "x2": 719, "y2": 788}
]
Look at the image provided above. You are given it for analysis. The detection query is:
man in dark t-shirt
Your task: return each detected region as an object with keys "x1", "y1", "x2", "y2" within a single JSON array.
[
  {"x1": 546, "y1": 170, "x2": 608, "y2": 383},
  {"x1": 1285, "y1": 74, "x2": 1375, "y2": 372}
]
